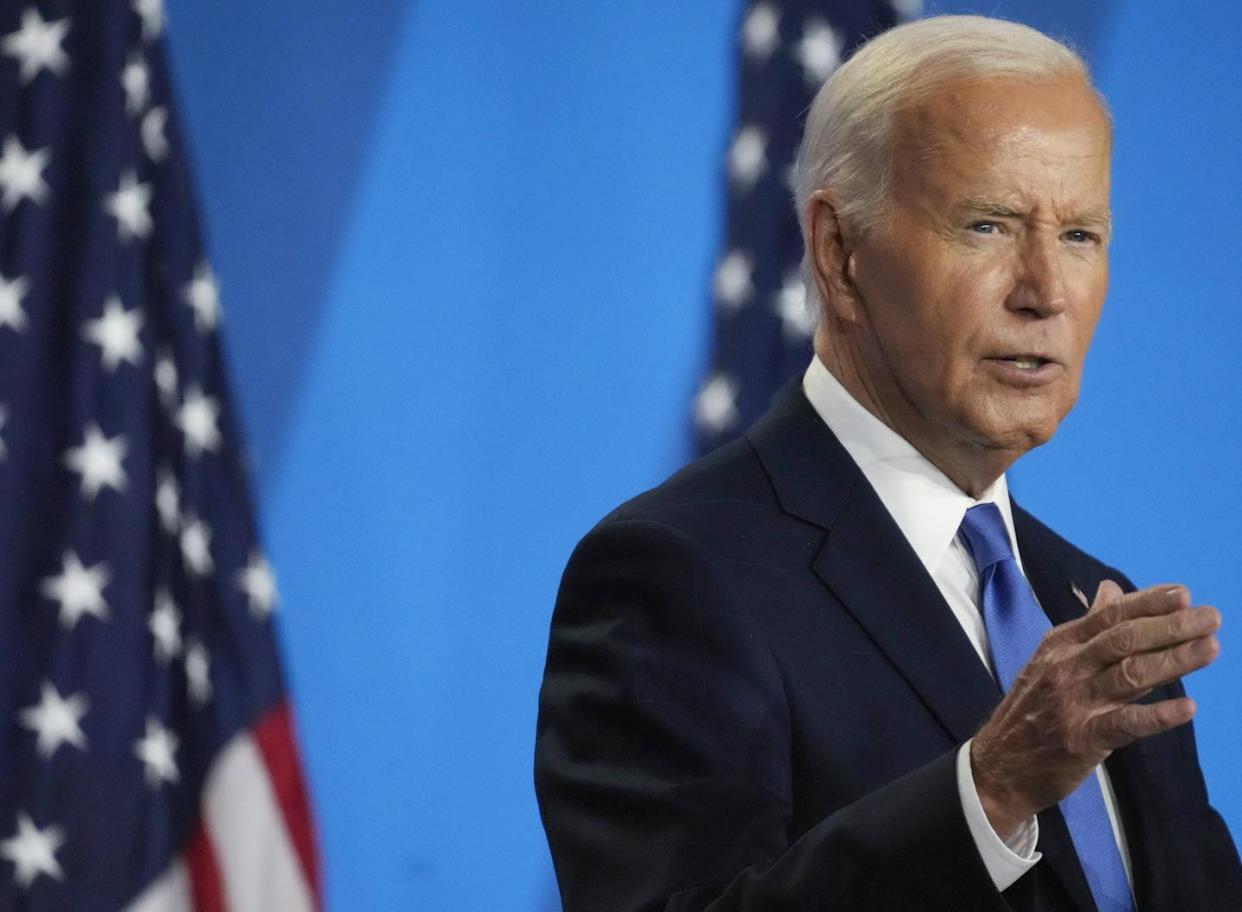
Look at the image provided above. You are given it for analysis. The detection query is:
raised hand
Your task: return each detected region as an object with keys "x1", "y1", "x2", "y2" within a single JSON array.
[{"x1": 971, "y1": 580, "x2": 1220, "y2": 838}]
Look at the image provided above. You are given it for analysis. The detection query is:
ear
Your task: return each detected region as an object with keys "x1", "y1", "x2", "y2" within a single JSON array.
[{"x1": 805, "y1": 189, "x2": 863, "y2": 328}]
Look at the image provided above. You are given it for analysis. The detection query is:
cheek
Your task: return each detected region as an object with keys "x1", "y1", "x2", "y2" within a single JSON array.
[
  {"x1": 862, "y1": 248, "x2": 1011, "y2": 383},
  {"x1": 1070, "y1": 258, "x2": 1108, "y2": 316},
  {"x1": 928, "y1": 250, "x2": 1009, "y2": 315},
  {"x1": 927, "y1": 272, "x2": 1009, "y2": 370},
  {"x1": 1069, "y1": 288, "x2": 1107, "y2": 360}
]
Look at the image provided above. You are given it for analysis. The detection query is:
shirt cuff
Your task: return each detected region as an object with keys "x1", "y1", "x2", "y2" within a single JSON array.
[{"x1": 956, "y1": 739, "x2": 1041, "y2": 892}]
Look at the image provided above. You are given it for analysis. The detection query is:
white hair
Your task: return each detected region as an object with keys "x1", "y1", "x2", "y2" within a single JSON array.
[{"x1": 792, "y1": 15, "x2": 1101, "y2": 318}]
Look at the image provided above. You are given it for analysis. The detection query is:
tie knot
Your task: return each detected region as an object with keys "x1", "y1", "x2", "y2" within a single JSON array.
[{"x1": 958, "y1": 502, "x2": 1015, "y2": 572}]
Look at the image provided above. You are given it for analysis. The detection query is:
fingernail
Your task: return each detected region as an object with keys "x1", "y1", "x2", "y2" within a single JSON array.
[
  {"x1": 1196, "y1": 636, "x2": 1218, "y2": 658},
  {"x1": 1167, "y1": 586, "x2": 1188, "y2": 607}
]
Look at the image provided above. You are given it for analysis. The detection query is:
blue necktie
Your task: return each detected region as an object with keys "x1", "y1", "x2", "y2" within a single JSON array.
[{"x1": 959, "y1": 503, "x2": 1134, "y2": 912}]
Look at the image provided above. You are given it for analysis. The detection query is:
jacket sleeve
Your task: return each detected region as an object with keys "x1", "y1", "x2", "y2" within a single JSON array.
[
  {"x1": 534, "y1": 517, "x2": 1009, "y2": 912},
  {"x1": 1159, "y1": 681, "x2": 1242, "y2": 909}
]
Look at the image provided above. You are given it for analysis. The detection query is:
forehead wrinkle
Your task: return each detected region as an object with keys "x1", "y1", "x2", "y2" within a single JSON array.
[
  {"x1": 899, "y1": 123, "x2": 1111, "y2": 199},
  {"x1": 884, "y1": 77, "x2": 1112, "y2": 238}
]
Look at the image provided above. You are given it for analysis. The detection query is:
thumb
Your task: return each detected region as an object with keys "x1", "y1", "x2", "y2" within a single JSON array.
[{"x1": 1091, "y1": 578, "x2": 1125, "y2": 611}]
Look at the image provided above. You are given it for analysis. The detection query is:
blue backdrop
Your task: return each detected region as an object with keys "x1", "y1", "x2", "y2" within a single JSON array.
[{"x1": 161, "y1": 1, "x2": 1242, "y2": 908}]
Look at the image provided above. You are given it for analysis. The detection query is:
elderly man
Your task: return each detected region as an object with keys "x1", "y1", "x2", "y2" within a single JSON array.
[{"x1": 535, "y1": 15, "x2": 1242, "y2": 912}]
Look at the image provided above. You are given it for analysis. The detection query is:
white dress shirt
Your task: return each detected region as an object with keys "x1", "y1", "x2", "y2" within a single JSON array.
[{"x1": 802, "y1": 356, "x2": 1133, "y2": 895}]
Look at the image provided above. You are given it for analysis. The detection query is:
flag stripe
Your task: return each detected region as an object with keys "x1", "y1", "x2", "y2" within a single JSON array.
[
  {"x1": 186, "y1": 822, "x2": 228, "y2": 912},
  {"x1": 203, "y1": 731, "x2": 316, "y2": 912},
  {"x1": 122, "y1": 860, "x2": 194, "y2": 912},
  {"x1": 253, "y1": 702, "x2": 322, "y2": 905}
]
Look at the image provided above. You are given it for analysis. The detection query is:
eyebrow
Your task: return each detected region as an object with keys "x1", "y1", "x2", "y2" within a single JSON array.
[
  {"x1": 956, "y1": 200, "x2": 1023, "y2": 219},
  {"x1": 953, "y1": 199, "x2": 1113, "y2": 232}
]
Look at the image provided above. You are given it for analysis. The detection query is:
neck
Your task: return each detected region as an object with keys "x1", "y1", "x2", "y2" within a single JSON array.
[{"x1": 814, "y1": 337, "x2": 1017, "y2": 499}]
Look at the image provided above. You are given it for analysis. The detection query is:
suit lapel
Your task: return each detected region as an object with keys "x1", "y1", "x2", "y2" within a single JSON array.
[
  {"x1": 812, "y1": 487, "x2": 1003, "y2": 742},
  {"x1": 747, "y1": 384, "x2": 1000, "y2": 744}
]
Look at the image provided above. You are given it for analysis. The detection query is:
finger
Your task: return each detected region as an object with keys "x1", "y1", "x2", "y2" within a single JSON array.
[
  {"x1": 1089, "y1": 578, "x2": 1126, "y2": 611},
  {"x1": 1083, "y1": 605, "x2": 1221, "y2": 670},
  {"x1": 1091, "y1": 633, "x2": 1220, "y2": 702},
  {"x1": 1074, "y1": 583, "x2": 1191, "y2": 642},
  {"x1": 1086, "y1": 697, "x2": 1197, "y2": 751}
]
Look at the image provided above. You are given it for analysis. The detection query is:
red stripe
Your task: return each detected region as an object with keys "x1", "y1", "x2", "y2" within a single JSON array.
[
  {"x1": 186, "y1": 820, "x2": 227, "y2": 912},
  {"x1": 252, "y1": 702, "x2": 322, "y2": 906}
]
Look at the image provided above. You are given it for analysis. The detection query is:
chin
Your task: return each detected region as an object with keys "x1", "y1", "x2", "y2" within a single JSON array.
[
  {"x1": 969, "y1": 402, "x2": 1066, "y2": 455},
  {"x1": 963, "y1": 374, "x2": 1080, "y2": 449},
  {"x1": 986, "y1": 416, "x2": 1062, "y2": 453}
]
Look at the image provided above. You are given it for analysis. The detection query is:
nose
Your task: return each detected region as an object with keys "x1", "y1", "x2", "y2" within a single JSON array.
[{"x1": 1007, "y1": 233, "x2": 1068, "y2": 318}]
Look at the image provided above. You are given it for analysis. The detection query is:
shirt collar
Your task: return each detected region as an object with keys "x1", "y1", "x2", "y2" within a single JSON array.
[{"x1": 801, "y1": 356, "x2": 1022, "y2": 577}]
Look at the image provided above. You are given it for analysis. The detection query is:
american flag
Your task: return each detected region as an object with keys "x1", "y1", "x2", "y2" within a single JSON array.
[
  {"x1": 693, "y1": 0, "x2": 922, "y2": 455},
  {"x1": 0, "y1": 1, "x2": 319, "y2": 910}
]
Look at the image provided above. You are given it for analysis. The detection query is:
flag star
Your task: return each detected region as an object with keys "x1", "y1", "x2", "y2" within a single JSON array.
[
  {"x1": 19, "y1": 682, "x2": 88, "y2": 758},
  {"x1": 176, "y1": 386, "x2": 222, "y2": 457},
  {"x1": 713, "y1": 249, "x2": 754, "y2": 312},
  {"x1": 148, "y1": 589, "x2": 182, "y2": 662},
  {"x1": 180, "y1": 514, "x2": 214, "y2": 576},
  {"x1": 0, "y1": 813, "x2": 64, "y2": 889},
  {"x1": 133, "y1": 717, "x2": 179, "y2": 788},
  {"x1": 154, "y1": 346, "x2": 178, "y2": 406},
  {"x1": 0, "y1": 272, "x2": 29, "y2": 333},
  {"x1": 1, "y1": 8, "x2": 70, "y2": 84},
  {"x1": 141, "y1": 106, "x2": 169, "y2": 162},
  {"x1": 0, "y1": 135, "x2": 50, "y2": 211},
  {"x1": 742, "y1": 3, "x2": 780, "y2": 61},
  {"x1": 183, "y1": 262, "x2": 220, "y2": 332},
  {"x1": 40, "y1": 551, "x2": 110, "y2": 630},
  {"x1": 63, "y1": 424, "x2": 128, "y2": 500},
  {"x1": 83, "y1": 295, "x2": 144, "y2": 371},
  {"x1": 238, "y1": 551, "x2": 278, "y2": 619},
  {"x1": 133, "y1": 0, "x2": 165, "y2": 42},
  {"x1": 892, "y1": 0, "x2": 924, "y2": 20},
  {"x1": 185, "y1": 639, "x2": 211, "y2": 706},
  {"x1": 794, "y1": 17, "x2": 842, "y2": 87},
  {"x1": 121, "y1": 51, "x2": 150, "y2": 117},
  {"x1": 155, "y1": 468, "x2": 180, "y2": 533},
  {"x1": 104, "y1": 169, "x2": 153, "y2": 242},
  {"x1": 728, "y1": 125, "x2": 768, "y2": 193},
  {"x1": 775, "y1": 270, "x2": 814, "y2": 339},
  {"x1": 695, "y1": 373, "x2": 740, "y2": 434}
]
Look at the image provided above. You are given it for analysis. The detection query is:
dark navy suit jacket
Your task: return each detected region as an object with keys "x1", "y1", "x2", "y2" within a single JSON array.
[{"x1": 535, "y1": 383, "x2": 1242, "y2": 911}]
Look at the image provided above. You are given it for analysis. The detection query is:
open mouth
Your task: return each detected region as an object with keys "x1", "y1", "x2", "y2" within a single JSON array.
[{"x1": 994, "y1": 356, "x2": 1051, "y2": 370}]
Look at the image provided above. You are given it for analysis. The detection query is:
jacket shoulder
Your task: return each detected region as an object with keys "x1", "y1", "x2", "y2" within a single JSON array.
[
  {"x1": 599, "y1": 437, "x2": 781, "y2": 530},
  {"x1": 563, "y1": 429, "x2": 832, "y2": 576}
]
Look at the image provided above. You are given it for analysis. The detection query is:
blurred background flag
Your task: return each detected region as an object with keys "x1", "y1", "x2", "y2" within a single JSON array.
[
  {"x1": 693, "y1": 0, "x2": 921, "y2": 455},
  {"x1": 0, "y1": 1, "x2": 319, "y2": 909}
]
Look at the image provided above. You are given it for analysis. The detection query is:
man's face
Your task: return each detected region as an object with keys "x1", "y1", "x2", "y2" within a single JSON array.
[{"x1": 824, "y1": 75, "x2": 1112, "y2": 483}]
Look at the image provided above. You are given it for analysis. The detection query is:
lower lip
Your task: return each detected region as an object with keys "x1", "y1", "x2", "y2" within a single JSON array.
[{"x1": 982, "y1": 358, "x2": 1062, "y2": 387}]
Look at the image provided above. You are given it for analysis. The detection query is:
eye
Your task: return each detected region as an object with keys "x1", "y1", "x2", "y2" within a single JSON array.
[
  {"x1": 968, "y1": 221, "x2": 1000, "y2": 235},
  {"x1": 1063, "y1": 229, "x2": 1100, "y2": 245}
]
